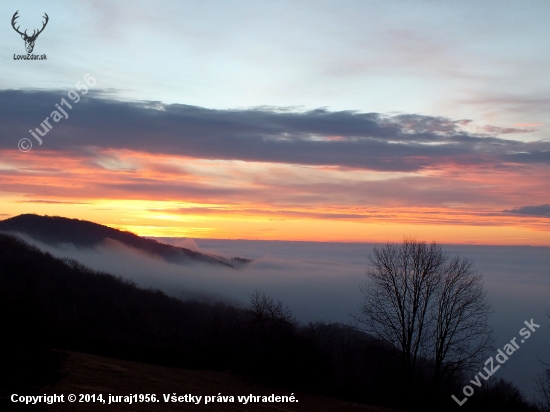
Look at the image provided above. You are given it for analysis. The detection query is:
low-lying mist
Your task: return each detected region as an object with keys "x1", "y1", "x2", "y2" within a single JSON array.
[{"x1": 8, "y1": 233, "x2": 550, "y2": 399}]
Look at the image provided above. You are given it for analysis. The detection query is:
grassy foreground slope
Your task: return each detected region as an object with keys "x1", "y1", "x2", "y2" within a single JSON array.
[{"x1": 39, "y1": 351, "x2": 401, "y2": 412}]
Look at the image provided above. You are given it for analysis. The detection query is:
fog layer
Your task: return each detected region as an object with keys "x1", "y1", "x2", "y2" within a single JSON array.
[{"x1": 10, "y1": 233, "x2": 550, "y2": 399}]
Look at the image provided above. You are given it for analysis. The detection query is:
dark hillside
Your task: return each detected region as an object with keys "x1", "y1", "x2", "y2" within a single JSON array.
[
  {"x1": 0, "y1": 234, "x2": 348, "y2": 402},
  {"x1": 0, "y1": 214, "x2": 249, "y2": 267}
]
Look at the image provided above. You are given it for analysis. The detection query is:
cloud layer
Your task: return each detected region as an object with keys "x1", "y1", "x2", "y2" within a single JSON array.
[
  {"x1": 1, "y1": 90, "x2": 549, "y2": 172},
  {"x1": 507, "y1": 204, "x2": 550, "y2": 217}
]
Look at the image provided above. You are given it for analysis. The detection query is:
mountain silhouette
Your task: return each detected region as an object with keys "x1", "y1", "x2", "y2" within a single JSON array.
[{"x1": 0, "y1": 214, "x2": 249, "y2": 268}]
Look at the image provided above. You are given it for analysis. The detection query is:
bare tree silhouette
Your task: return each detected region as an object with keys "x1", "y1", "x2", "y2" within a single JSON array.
[
  {"x1": 249, "y1": 290, "x2": 297, "y2": 337},
  {"x1": 354, "y1": 238, "x2": 492, "y2": 395}
]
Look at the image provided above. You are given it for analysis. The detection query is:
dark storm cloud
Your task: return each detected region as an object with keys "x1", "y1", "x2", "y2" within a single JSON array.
[
  {"x1": 505, "y1": 204, "x2": 550, "y2": 217},
  {"x1": 1, "y1": 90, "x2": 548, "y2": 171}
]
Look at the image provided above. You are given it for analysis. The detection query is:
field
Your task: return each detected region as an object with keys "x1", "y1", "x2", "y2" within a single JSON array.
[{"x1": 35, "y1": 351, "x2": 401, "y2": 412}]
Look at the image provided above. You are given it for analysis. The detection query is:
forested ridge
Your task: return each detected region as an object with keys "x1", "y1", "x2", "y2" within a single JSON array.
[{"x1": 0, "y1": 214, "x2": 249, "y2": 267}]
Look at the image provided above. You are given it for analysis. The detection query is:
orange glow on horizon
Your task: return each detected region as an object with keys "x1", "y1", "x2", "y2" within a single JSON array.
[{"x1": 1, "y1": 148, "x2": 548, "y2": 246}]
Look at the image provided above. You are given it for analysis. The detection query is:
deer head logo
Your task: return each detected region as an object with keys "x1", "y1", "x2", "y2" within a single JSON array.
[{"x1": 11, "y1": 11, "x2": 49, "y2": 54}]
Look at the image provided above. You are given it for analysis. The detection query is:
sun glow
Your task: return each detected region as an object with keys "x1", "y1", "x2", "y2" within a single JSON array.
[{"x1": 1, "y1": 148, "x2": 548, "y2": 245}]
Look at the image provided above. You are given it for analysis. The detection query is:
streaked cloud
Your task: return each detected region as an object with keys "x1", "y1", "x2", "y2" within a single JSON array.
[
  {"x1": 506, "y1": 204, "x2": 550, "y2": 218},
  {"x1": 1, "y1": 91, "x2": 548, "y2": 173}
]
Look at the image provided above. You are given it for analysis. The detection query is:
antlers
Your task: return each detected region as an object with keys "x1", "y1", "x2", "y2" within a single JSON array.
[
  {"x1": 11, "y1": 11, "x2": 49, "y2": 40},
  {"x1": 11, "y1": 11, "x2": 25, "y2": 36},
  {"x1": 33, "y1": 13, "x2": 49, "y2": 39}
]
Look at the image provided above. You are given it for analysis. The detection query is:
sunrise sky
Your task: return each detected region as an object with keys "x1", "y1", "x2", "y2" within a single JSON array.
[{"x1": 1, "y1": 0, "x2": 549, "y2": 245}]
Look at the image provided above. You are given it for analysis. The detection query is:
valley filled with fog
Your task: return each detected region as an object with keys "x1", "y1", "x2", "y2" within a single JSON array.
[{"x1": 14, "y1": 234, "x2": 550, "y2": 399}]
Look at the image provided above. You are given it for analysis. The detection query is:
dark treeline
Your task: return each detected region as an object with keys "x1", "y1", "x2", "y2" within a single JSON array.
[{"x1": 0, "y1": 234, "x2": 539, "y2": 411}]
